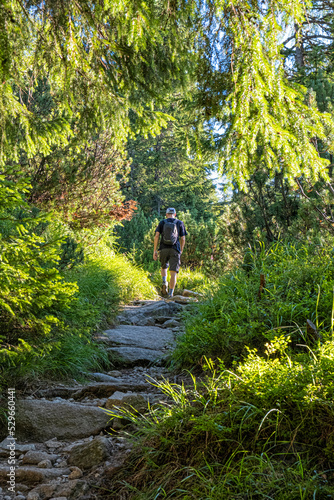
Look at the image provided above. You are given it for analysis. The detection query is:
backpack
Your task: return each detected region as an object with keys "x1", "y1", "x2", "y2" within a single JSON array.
[{"x1": 162, "y1": 219, "x2": 179, "y2": 245}]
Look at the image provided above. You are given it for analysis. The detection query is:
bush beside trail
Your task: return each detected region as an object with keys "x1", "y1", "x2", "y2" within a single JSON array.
[
  {"x1": 173, "y1": 240, "x2": 334, "y2": 367},
  {"x1": 0, "y1": 243, "x2": 156, "y2": 387}
]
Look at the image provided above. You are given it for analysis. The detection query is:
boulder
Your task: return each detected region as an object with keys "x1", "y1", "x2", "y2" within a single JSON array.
[
  {"x1": 108, "y1": 346, "x2": 166, "y2": 364},
  {"x1": 105, "y1": 392, "x2": 147, "y2": 412},
  {"x1": 103, "y1": 324, "x2": 175, "y2": 364},
  {"x1": 15, "y1": 400, "x2": 111, "y2": 441},
  {"x1": 68, "y1": 436, "x2": 111, "y2": 470},
  {"x1": 104, "y1": 325, "x2": 174, "y2": 351},
  {"x1": 117, "y1": 301, "x2": 182, "y2": 326}
]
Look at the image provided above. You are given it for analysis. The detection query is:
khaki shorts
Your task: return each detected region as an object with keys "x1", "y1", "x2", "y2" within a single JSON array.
[{"x1": 159, "y1": 247, "x2": 181, "y2": 273}]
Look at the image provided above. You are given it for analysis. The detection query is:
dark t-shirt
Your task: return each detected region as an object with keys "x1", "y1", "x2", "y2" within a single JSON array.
[{"x1": 155, "y1": 218, "x2": 187, "y2": 253}]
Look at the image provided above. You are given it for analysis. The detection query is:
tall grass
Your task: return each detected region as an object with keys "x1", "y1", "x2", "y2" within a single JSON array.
[
  {"x1": 149, "y1": 266, "x2": 213, "y2": 295},
  {"x1": 172, "y1": 240, "x2": 334, "y2": 367}
]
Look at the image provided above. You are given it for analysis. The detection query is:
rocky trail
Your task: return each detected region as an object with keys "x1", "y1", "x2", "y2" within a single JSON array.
[{"x1": 0, "y1": 294, "x2": 199, "y2": 500}]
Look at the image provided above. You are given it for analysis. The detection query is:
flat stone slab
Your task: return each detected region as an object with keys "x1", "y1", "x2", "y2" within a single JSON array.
[
  {"x1": 16, "y1": 400, "x2": 111, "y2": 441},
  {"x1": 117, "y1": 300, "x2": 182, "y2": 326},
  {"x1": 0, "y1": 466, "x2": 70, "y2": 484},
  {"x1": 108, "y1": 346, "x2": 167, "y2": 363},
  {"x1": 104, "y1": 325, "x2": 174, "y2": 351}
]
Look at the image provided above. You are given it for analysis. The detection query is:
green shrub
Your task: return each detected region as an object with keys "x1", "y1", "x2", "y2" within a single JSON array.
[
  {"x1": 0, "y1": 170, "x2": 157, "y2": 388},
  {"x1": 0, "y1": 174, "x2": 78, "y2": 342},
  {"x1": 173, "y1": 240, "x2": 334, "y2": 367}
]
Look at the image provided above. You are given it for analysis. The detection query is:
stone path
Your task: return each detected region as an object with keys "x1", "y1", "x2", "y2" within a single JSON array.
[{"x1": 0, "y1": 295, "x2": 198, "y2": 500}]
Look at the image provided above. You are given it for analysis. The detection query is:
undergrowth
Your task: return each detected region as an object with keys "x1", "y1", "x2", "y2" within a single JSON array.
[
  {"x1": 103, "y1": 338, "x2": 334, "y2": 499},
  {"x1": 1, "y1": 246, "x2": 156, "y2": 386},
  {"x1": 173, "y1": 240, "x2": 334, "y2": 367}
]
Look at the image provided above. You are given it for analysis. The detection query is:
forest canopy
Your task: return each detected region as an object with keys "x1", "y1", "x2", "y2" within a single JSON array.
[{"x1": 1, "y1": 0, "x2": 334, "y2": 187}]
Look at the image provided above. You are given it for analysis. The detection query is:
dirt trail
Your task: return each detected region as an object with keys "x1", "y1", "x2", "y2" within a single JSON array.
[{"x1": 0, "y1": 296, "x2": 197, "y2": 500}]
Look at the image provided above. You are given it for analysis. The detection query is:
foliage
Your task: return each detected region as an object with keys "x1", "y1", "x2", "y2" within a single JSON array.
[
  {"x1": 26, "y1": 125, "x2": 134, "y2": 228},
  {"x1": 194, "y1": 0, "x2": 334, "y2": 186},
  {"x1": 0, "y1": 173, "x2": 78, "y2": 342},
  {"x1": 0, "y1": 177, "x2": 157, "y2": 385},
  {"x1": 64, "y1": 246, "x2": 157, "y2": 336},
  {"x1": 172, "y1": 240, "x2": 334, "y2": 367},
  {"x1": 103, "y1": 341, "x2": 334, "y2": 499},
  {"x1": 0, "y1": 0, "x2": 196, "y2": 165},
  {"x1": 123, "y1": 94, "x2": 218, "y2": 215}
]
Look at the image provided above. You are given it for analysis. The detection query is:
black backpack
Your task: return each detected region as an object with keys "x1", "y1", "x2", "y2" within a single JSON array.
[{"x1": 162, "y1": 219, "x2": 179, "y2": 245}]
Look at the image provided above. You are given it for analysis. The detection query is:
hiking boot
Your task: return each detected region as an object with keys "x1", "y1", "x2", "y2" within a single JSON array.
[{"x1": 161, "y1": 283, "x2": 168, "y2": 296}]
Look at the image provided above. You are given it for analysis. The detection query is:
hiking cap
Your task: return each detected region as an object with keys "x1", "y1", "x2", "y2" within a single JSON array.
[{"x1": 166, "y1": 207, "x2": 176, "y2": 214}]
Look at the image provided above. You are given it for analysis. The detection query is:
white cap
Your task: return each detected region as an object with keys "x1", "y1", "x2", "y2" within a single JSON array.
[{"x1": 166, "y1": 207, "x2": 176, "y2": 214}]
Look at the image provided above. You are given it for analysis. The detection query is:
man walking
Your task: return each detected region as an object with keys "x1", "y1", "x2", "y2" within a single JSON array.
[{"x1": 153, "y1": 207, "x2": 187, "y2": 297}]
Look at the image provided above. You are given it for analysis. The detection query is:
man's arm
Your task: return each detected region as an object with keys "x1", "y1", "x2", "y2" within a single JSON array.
[
  {"x1": 153, "y1": 231, "x2": 160, "y2": 260},
  {"x1": 180, "y1": 235, "x2": 186, "y2": 254}
]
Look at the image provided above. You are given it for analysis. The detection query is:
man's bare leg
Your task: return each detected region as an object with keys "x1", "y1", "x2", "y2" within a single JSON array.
[
  {"x1": 169, "y1": 271, "x2": 177, "y2": 297},
  {"x1": 161, "y1": 268, "x2": 168, "y2": 296}
]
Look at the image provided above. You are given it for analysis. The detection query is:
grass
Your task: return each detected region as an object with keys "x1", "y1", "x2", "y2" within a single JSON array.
[
  {"x1": 172, "y1": 240, "x2": 334, "y2": 368},
  {"x1": 149, "y1": 266, "x2": 213, "y2": 296}
]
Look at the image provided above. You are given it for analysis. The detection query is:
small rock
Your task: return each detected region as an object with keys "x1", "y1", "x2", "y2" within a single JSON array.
[
  {"x1": 166, "y1": 295, "x2": 197, "y2": 304},
  {"x1": 182, "y1": 289, "x2": 204, "y2": 298},
  {"x1": 27, "y1": 493, "x2": 40, "y2": 500},
  {"x1": 105, "y1": 392, "x2": 147, "y2": 412},
  {"x1": 56, "y1": 460, "x2": 68, "y2": 468},
  {"x1": 45, "y1": 439, "x2": 63, "y2": 449},
  {"x1": 112, "y1": 417, "x2": 124, "y2": 431},
  {"x1": 88, "y1": 373, "x2": 121, "y2": 383},
  {"x1": 0, "y1": 437, "x2": 36, "y2": 456},
  {"x1": 14, "y1": 495, "x2": 26, "y2": 500},
  {"x1": 162, "y1": 318, "x2": 180, "y2": 328},
  {"x1": 107, "y1": 370, "x2": 122, "y2": 377},
  {"x1": 15, "y1": 484, "x2": 29, "y2": 492},
  {"x1": 37, "y1": 459, "x2": 52, "y2": 468},
  {"x1": 68, "y1": 467, "x2": 83, "y2": 479},
  {"x1": 69, "y1": 436, "x2": 111, "y2": 470},
  {"x1": 52, "y1": 479, "x2": 88, "y2": 498}
]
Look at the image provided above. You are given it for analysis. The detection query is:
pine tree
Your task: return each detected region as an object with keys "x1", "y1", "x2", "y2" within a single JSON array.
[{"x1": 0, "y1": 0, "x2": 196, "y2": 165}]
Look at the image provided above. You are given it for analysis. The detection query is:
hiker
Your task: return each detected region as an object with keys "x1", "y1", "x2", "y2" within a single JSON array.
[{"x1": 153, "y1": 207, "x2": 187, "y2": 297}]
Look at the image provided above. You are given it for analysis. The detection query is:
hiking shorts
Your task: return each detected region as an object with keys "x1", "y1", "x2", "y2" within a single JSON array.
[{"x1": 159, "y1": 247, "x2": 181, "y2": 273}]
